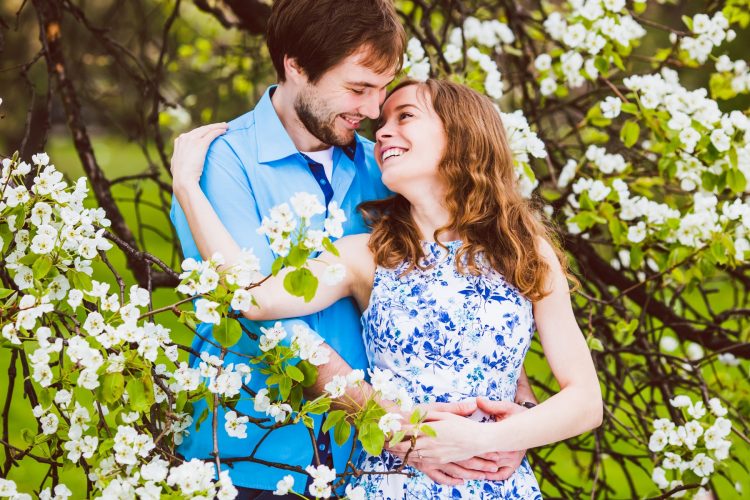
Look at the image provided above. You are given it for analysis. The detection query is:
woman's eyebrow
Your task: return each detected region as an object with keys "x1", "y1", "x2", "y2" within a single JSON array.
[
  {"x1": 376, "y1": 103, "x2": 421, "y2": 129},
  {"x1": 392, "y1": 103, "x2": 420, "y2": 112}
]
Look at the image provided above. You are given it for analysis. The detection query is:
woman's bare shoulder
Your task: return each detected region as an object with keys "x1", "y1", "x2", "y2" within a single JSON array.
[{"x1": 335, "y1": 233, "x2": 375, "y2": 279}]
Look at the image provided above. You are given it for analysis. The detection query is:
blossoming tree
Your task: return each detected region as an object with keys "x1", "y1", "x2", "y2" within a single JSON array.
[{"x1": 1, "y1": 0, "x2": 749, "y2": 498}]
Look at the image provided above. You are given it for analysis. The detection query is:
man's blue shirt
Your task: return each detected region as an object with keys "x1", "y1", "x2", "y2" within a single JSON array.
[{"x1": 170, "y1": 86, "x2": 389, "y2": 490}]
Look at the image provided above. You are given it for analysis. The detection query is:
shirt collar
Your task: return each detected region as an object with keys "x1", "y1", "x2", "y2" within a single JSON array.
[
  {"x1": 255, "y1": 85, "x2": 300, "y2": 164},
  {"x1": 255, "y1": 85, "x2": 363, "y2": 164}
]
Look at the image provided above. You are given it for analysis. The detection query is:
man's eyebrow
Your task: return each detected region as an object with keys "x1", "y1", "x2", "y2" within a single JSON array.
[{"x1": 346, "y1": 81, "x2": 379, "y2": 88}]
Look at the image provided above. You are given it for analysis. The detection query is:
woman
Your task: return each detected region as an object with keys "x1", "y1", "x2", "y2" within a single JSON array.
[{"x1": 172, "y1": 79, "x2": 602, "y2": 498}]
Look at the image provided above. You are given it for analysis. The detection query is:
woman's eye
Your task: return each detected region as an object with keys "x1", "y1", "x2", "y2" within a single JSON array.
[
  {"x1": 351, "y1": 88, "x2": 365, "y2": 95},
  {"x1": 399, "y1": 112, "x2": 413, "y2": 120}
]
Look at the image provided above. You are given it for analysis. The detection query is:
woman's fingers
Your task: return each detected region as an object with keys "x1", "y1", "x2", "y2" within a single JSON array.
[
  {"x1": 421, "y1": 399, "x2": 477, "y2": 416},
  {"x1": 452, "y1": 456, "x2": 502, "y2": 473},
  {"x1": 200, "y1": 128, "x2": 227, "y2": 146},
  {"x1": 190, "y1": 122, "x2": 228, "y2": 138},
  {"x1": 422, "y1": 468, "x2": 465, "y2": 486},
  {"x1": 483, "y1": 466, "x2": 515, "y2": 481},
  {"x1": 433, "y1": 463, "x2": 485, "y2": 481}
]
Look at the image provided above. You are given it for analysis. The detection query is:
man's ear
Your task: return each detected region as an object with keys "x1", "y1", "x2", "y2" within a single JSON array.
[{"x1": 283, "y1": 55, "x2": 307, "y2": 86}]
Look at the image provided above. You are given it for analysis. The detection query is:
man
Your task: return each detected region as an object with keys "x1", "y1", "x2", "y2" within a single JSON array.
[{"x1": 170, "y1": 0, "x2": 534, "y2": 497}]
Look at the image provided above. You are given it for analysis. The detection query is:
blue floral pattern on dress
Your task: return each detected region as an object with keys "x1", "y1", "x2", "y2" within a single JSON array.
[{"x1": 354, "y1": 241, "x2": 542, "y2": 499}]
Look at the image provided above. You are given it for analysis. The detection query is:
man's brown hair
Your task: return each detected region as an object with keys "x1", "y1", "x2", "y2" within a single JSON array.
[{"x1": 266, "y1": 0, "x2": 406, "y2": 83}]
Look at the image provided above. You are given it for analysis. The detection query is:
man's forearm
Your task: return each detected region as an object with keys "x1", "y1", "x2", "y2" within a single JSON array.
[
  {"x1": 305, "y1": 344, "x2": 374, "y2": 409},
  {"x1": 514, "y1": 368, "x2": 537, "y2": 405}
]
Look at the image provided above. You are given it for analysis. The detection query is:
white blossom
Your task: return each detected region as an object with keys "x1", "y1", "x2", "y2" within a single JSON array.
[
  {"x1": 224, "y1": 410, "x2": 249, "y2": 439},
  {"x1": 378, "y1": 413, "x2": 403, "y2": 435},
  {"x1": 274, "y1": 475, "x2": 294, "y2": 496},
  {"x1": 195, "y1": 299, "x2": 221, "y2": 324}
]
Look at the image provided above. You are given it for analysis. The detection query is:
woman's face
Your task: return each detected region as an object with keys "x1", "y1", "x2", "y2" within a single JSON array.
[{"x1": 374, "y1": 84, "x2": 446, "y2": 193}]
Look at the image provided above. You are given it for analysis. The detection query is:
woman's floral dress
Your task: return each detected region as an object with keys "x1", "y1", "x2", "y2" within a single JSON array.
[{"x1": 353, "y1": 241, "x2": 542, "y2": 499}]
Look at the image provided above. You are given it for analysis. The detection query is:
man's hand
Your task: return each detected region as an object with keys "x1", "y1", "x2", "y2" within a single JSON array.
[{"x1": 474, "y1": 397, "x2": 528, "y2": 481}]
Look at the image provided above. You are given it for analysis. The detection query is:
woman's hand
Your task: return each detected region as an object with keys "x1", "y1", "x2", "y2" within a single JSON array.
[
  {"x1": 389, "y1": 411, "x2": 485, "y2": 465},
  {"x1": 170, "y1": 123, "x2": 228, "y2": 190}
]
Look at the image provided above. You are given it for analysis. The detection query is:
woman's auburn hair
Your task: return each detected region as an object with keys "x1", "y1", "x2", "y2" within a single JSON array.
[{"x1": 359, "y1": 79, "x2": 576, "y2": 302}]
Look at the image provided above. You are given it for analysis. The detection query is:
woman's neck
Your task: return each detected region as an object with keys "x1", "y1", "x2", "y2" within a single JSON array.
[{"x1": 409, "y1": 195, "x2": 459, "y2": 242}]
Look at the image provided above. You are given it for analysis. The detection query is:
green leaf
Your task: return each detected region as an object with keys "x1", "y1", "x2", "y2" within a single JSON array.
[
  {"x1": 297, "y1": 360, "x2": 318, "y2": 388},
  {"x1": 289, "y1": 385, "x2": 304, "y2": 410},
  {"x1": 568, "y1": 212, "x2": 602, "y2": 232},
  {"x1": 608, "y1": 218, "x2": 625, "y2": 244},
  {"x1": 129, "y1": 374, "x2": 155, "y2": 412},
  {"x1": 711, "y1": 240, "x2": 728, "y2": 265},
  {"x1": 304, "y1": 398, "x2": 331, "y2": 415},
  {"x1": 322, "y1": 410, "x2": 347, "y2": 433},
  {"x1": 681, "y1": 15, "x2": 693, "y2": 31},
  {"x1": 652, "y1": 47, "x2": 672, "y2": 64},
  {"x1": 420, "y1": 424, "x2": 437, "y2": 438},
  {"x1": 283, "y1": 268, "x2": 318, "y2": 302},
  {"x1": 587, "y1": 336, "x2": 604, "y2": 352},
  {"x1": 38, "y1": 388, "x2": 53, "y2": 409},
  {"x1": 333, "y1": 418, "x2": 352, "y2": 445},
  {"x1": 580, "y1": 128, "x2": 610, "y2": 144},
  {"x1": 668, "y1": 246, "x2": 692, "y2": 267},
  {"x1": 68, "y1": 270, "x2": 92, "y2": 293},
  {"x1": 21, "y1": 428, "x2": 36, "y2": 444},
  {"x1": 620, "y1": 102, "x2": 639, "y2": 115},
  {"x1": 100, "y1": 372, "x2": 126, "y2": 404},
  {"x1": 286, "y1": 246, "x2": 310, "y2": 268},
  {"x1": 410, "y1": 408, "x2": 425, "y2": 424},
  {"x1": 727, "y1": 168, "x2": 747, "y2": 194},
  {"x1": 14, "y1": 206, "x2": 26, "y2": 231},
  {"x1": 620, "y1": 120, "x2": 640, "y2": 148},
  {"x1": 630, "y1": 246, "x2": 644, "y2": 270},
  {"x1": 611, "y1": 53, "x2": 625, "y2": 71},
  {"x1": 195, "y1": 406, "x2": 209, "y2": 432},
  {"x1": 359, "y1": 421, "x2": 385, "y2": 456},
  {"x1": 19, "y1": 253, "x2": 38, "y2": 266},
  {"x1": 279, "y1": 375, "x2": 292, "y2": 400},
  {"x1": 616, "y1": 319, "x2": 639, "y2": 339},
  {"x1": 389, "y1": 430, "x2": 406, "y2": 447},
  {"x1": 285, "y1": 364, "x2": 304, "y2": 382},
  {"x1": 214, "y1": 317, "x2": 242, "y2": 348},
  {"x1": 322, "y1": 237, "x2": 339, "y2": 256},
  {"x1": 0, "y1": 288, "x2": 16, "y2": 300},
  {"x1": 594, "y1": 56, "x2": 608, "y2": 75},
  {"x1": 32, "y1": 255, "x2": 53, "y2": 280},
  {"x1": 271, "y1": 256, "x2": 284, "y2": 276},
  {"x1": 585, "y1": 104, "x2": 609, "y2": 127},
  {"x1": 701, "y1": 171, "x2": 717, "y2": 192},
  {"x1": 0, "y1": 224, "x2": 12, "y2": 253},
  {"x1": 302, "y1": 415, "x2": 314, "y2": 428}
]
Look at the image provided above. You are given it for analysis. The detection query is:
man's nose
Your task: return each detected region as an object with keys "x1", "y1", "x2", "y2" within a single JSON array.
[{"x1": 360, "y1": 92, "x2": 381, "y2": 120}]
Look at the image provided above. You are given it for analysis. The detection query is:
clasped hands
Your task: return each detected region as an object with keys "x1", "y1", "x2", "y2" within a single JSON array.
[{"x1": 384, "y1": 397, "x2": 527, "y2": 486}]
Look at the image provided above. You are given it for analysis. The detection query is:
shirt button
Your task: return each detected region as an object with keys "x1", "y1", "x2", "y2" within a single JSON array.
[{"x1": 318, "y1": 444, "x2": 326, "y2": 451}]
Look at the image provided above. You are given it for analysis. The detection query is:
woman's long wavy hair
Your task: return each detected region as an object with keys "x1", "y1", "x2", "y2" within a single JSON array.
[{"x1": 359, "y1": 79, "x2": 575, "y2": 301}]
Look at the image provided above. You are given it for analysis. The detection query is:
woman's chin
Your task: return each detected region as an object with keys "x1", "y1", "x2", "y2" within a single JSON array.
[{"x1": 379, "y1": 172, "x2": 402, "y2": 194}]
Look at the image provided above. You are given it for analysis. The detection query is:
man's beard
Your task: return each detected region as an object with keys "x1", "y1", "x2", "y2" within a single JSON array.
[{"x1": 294, "y1": 89, "x2": 355, "y2": 147}]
